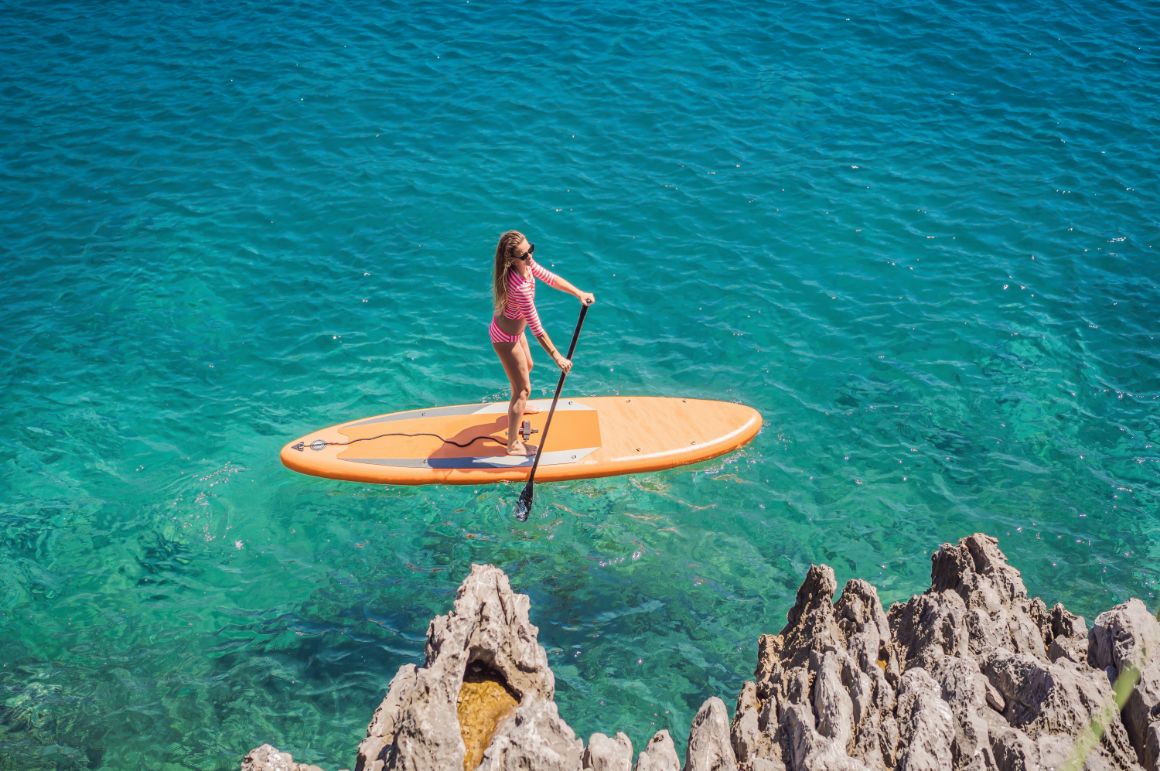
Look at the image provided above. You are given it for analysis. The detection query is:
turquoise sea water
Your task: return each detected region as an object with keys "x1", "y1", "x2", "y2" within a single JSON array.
[{"x1": 1, "y1": 0, "x2": 1157, "y2": 767}]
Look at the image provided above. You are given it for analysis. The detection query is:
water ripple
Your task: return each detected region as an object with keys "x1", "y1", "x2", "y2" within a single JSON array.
[{"x1": 2, "y1": 0, "x2": 1158, "y2": 767}]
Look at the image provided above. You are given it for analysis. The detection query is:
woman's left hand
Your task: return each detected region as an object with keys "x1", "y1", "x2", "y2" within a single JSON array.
[{"x1": 578, "y1": 291, "x2": 595, "y2": 306}]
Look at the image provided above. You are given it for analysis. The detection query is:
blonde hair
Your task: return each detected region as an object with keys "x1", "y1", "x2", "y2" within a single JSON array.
[{"x1": 492, "y1": 230, "x2": 526, "y2": 315}]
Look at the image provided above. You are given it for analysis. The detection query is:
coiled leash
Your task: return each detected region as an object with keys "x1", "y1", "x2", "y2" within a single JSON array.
[
  {"x1": 290, "y1": 432, "x2": 503, "y2": 453},
  {"x1": 289, "y1": 421, "x2": 539, "y2": 453}
]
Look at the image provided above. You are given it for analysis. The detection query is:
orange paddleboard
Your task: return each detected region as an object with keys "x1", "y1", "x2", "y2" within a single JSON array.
[{"x1": 280, "y1": 396, "x2": 761, "y2": 485}]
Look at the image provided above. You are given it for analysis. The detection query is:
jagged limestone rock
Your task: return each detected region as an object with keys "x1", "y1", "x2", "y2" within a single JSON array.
[
  {"x1": 241, "y1": 744, "x2": 327, "y2": 771},
  {"x1": 1089, "y1": 599, "x2": 1160, "y2": 769},
  {"x1": 354, "y1": 563, "x2": 570, "y2": 771},
  {"x1": 753, "y1": 565, "x2": 896, "y2": 769},
  {"x1": 731, "y1": 680, "x2": 785, "y2": 770},
  {"x1": 584, "y1": 731, "x2": 633, "y2": 771},
  {"x1": 475, "y1": 696, "x2": 583, "y2": 771},
  {"x1": 684, "y1": 697, "x2": 738, "y2": 771},
  {"x1": 242, "y1": 536, "x2": 1159, "y2": 771},
  {"x1": 635, "y1": 731, "x2": 680, "y2": 771},
  {"x1": 893, "y1": 668, "x2": 954, "y2": 770},
  {"x1": 890, "y1": 535, "x2": 1139, "y2": 769}
]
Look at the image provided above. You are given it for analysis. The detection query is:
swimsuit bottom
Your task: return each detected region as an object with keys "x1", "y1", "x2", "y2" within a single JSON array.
[{"x1": 489, "y1": 317, "x2": 523, "y2": 345}]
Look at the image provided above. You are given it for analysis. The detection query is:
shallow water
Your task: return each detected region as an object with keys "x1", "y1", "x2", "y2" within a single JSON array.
[{"x1": 1, "y1": 0, "x2": 1157, "y2": 767}]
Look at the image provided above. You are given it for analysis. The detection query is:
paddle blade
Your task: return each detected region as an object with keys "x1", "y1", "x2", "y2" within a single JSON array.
[{"x1": 515, "y1": 484, "x2": 533, "y2": 521}]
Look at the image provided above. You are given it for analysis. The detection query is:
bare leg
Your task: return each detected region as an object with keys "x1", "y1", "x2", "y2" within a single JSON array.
[
  {"x1": 493, "y1": 338, "x2": 532, "y2": 455},
  {"x1": 518, "y1": 332, "x2": 534, "y2": 375}
]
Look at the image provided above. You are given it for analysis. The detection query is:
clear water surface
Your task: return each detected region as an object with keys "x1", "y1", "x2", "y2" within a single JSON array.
[{"x1": 1, "y1": 0, "x2": 1157, "y2": 768}]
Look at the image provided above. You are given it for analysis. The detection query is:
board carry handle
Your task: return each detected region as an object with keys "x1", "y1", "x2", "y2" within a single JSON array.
[{"x1": 515, "y1": 302, "x2": 590, "y2": 521}]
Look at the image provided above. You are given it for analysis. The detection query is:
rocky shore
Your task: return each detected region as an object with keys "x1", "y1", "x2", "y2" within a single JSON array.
[{"x1": 242, "y1": 534, "x2": 1159, "y2": 770}]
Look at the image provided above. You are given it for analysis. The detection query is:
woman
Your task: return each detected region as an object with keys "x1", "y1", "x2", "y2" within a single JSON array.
[{"x1": 490, "y1": 230, "x2": 595, "y2": 456}]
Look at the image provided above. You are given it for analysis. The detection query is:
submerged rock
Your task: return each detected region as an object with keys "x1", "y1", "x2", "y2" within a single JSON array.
[{"x1": 243, "y1": 534, "x2": 1158, "y2": 770}]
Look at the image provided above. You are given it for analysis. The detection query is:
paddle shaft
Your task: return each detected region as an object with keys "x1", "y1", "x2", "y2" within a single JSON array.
[{"x1": 524, "y1": 303, "x2": 589, "y2": 488}]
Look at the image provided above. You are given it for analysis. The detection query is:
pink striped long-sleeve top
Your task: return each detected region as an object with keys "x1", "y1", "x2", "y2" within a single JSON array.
[{"x1": 502, "y1": 260, "x2": 559, "y2": 337}]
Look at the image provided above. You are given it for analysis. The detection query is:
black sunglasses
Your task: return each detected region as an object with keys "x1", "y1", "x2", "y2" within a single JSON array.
[{"x1": 516, "y1": 243, "x2": 535, "y2": 261}]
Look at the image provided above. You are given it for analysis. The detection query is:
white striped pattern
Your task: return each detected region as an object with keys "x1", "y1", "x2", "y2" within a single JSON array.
[{"x1": 501, "y1": 260, "x2": 558, "y2": 337}]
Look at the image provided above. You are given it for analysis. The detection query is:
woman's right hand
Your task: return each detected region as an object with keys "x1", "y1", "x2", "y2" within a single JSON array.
[{"x1": 555, "y1": 354, "x2": 573, "y2": 374}]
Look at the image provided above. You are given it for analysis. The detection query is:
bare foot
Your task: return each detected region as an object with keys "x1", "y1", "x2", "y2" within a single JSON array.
[{"x1": 506, "y1": 440, "x2": 533, "y2": 456}]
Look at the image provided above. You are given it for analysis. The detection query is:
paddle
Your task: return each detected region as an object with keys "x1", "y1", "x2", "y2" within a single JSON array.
[{"x1": 515, "y1": 302, "x2": 590, "y2": 521}]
